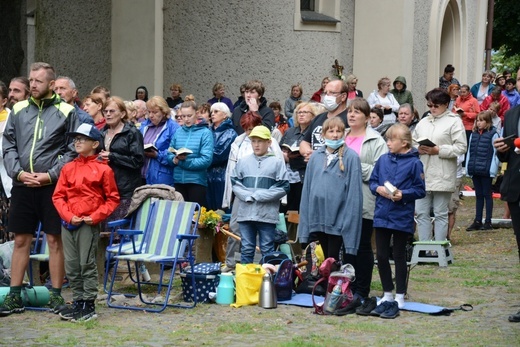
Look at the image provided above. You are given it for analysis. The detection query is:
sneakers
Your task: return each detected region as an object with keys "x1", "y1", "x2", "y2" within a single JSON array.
[
  {"x1": 482, "y1": 222, "x2": 493, "y2": 230},
  {"x1": 370, "y1": 300, "x2": 394, "y2": 317},
  {"x1": 0, "y1": 293, "x2": 25, "y2": 317},
  {"x1": 59, "y1": 301, "x2": 83, "y2": 320},
  {"x1": 356, "y1": 296, "x2": 378, "y2": 316},
  {"x1": 508, "y1": 310, "x2": 520, "y2": 323},
  {"x1": 48, "y1": 293, "x2": 66, "y2": 313},
  {"x1": 380, "y1": 301, "x2": 400, "y2": 319},
  {"x1": 334, "y1": 295, "x2": 362, "y2": 316},
  {"x1": 71, "y1": 301, "x2": 97, "y2": 323},
  {"x1": 466, "y1": 221, "x2": 483, "y2": 231}
]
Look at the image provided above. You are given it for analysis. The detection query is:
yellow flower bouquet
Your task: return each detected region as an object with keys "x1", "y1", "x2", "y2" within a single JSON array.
[{"x1": 196, "y1": 207, "x2": 223, "y2": 234}]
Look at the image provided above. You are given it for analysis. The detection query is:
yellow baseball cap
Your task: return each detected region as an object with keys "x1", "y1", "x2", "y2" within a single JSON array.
[{"x1": 248, "y1": 125, "x2": 271, "y2": 140}]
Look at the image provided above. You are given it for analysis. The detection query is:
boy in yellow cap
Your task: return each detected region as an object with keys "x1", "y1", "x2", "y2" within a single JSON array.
[{"x1": 231, "y1": 125, "x2": 289, "y2": 263}]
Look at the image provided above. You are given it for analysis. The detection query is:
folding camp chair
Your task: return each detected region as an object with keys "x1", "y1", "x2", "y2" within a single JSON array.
[
  {"x1": 106, "y1": 200, "x2": 200, "y2": 312},
  {"x1": 103, "y1": 197, "x2": 154, "y2": 293},
  {"x1": 26, "y1": 223, "x2": 51, "y2": 311},
  {"x1": 28, "y1": 223, "x2": 47, "y2": 286}
]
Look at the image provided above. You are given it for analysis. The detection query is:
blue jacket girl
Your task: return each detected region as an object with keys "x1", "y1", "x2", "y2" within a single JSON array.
[{"x1": 369, "y1": 148, "x2": 426, "y2": 233}]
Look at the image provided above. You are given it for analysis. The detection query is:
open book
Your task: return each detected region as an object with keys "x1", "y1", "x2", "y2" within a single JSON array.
[
  {"x1": 168, "y1": 147, "x2": 193, "y2": 155},
  {"x1": 144, "y1": 144, "x2": 158, "y2": 152},
  {"x1": 281, "y1": 144, "x2": 300, "y2": 153},
  {"x1": 416, "y1": 137, "x2": 436, "y2": 147},
  {"x1": 454, "y1": 107, "x2": 464, "y2": 113}
]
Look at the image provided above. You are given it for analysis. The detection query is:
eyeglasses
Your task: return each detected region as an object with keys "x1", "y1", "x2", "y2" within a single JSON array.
[
  {"x1": 296, "y1": 111, "x2": 313, "y2": 115},
  {"x1": 325, "y1": 91, "x2": 344, "y2": 96},
  {"x1": 73, "y1": 137, "x2": 91, "y2": 144},
  {"x1": 103, "y1": 109, "x2": 118, "y2": 115},
  {"x1": 427, "y1": 103, "x2": 441, "y2": 109},
  {"x1": 175, "y1": 115, "x2": 182, "y2": 120}
]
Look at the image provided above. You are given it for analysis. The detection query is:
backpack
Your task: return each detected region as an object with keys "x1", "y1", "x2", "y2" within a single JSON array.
[
  {"x1": 294, "y1": 242, "x2": 327, "y2": 295},
  {"x1": 312, "y1": 262, "x2": 355, "y2": 315},
  {"x1": 261, "y1": 252, "x2": 294, "y2": 301}
]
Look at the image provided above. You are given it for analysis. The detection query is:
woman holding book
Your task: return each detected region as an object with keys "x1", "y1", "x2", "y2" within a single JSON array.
[
  {"x1": 279, "y1": 102, "x2": 316, "y2": 215},
  {"x1": 140, "y1": 96, "x2": 180, "y2": 186},
  {"x1": 453, "y1": 84, "x2": 480, "y2": 143},
  {"x1": 412, "y1": 88, "x2": 467, "y2": 242},
  {"x1": 167, "y1": 100, "x2": 214, "y2": 206}
]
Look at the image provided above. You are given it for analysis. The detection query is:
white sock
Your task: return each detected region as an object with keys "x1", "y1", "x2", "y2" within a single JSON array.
[
  {"x1": 395, "y1": 293, "x2": 405, "y2": 309},
  {"x1": 379, "y1": 292, "x2": 394, "y2": 305}
]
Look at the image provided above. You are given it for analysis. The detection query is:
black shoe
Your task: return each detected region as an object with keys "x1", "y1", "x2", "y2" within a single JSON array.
[
  {"x1": 369, "y1": 300, "x2": 393, "y2": 317},
  {"x1": 48, "y1": 293, "x2": 66, "y2": 314},
  {"x1": 0, "y1": 293, "x2": 25, "y2": 317},
  {"x1": 508, "y1": 310, "x2": 520, "y2": 322},
  {"x1": 380, "y1": 301, "x2": 400, "y2": 319},
  {"x1": 466, "y1": 221, "x2": 483, "y2": 231},
  {"x1": 71, "y1": 301, "x2": 97, "y2": 323},
  {"x1": 333, "y1": 295, "x2": 362, "y2": 316},
  {"x1": 482, "y1": 222, "x2": 493, "y2": 230},
  {"x1": 59, "y1": 301, "x2": 83, "y2": 320},
  {"x1": 356, "y1": 297, "x2": 378, "y2": 316}
]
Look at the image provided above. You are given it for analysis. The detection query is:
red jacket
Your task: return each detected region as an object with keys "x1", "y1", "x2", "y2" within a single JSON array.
[
  {"x1": 53, "y1": 155, "x2": 120, "y2": 225},
  {"x1": 311, "y1": 89, "x2": 323, "y2": 102},
  {"x1": 480, "y1": 94, "x2": 510, "y2": 122},
  {"x1": 453, "y1": 94, "x2": 480, "y2": 131}
]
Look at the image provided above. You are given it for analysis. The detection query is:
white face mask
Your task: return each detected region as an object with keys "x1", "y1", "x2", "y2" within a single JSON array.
[{"x1": 323, "y1": 95, "x2": 339, "y2": 111}]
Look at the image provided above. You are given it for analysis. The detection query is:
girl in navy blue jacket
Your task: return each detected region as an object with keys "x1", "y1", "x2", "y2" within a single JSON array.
[
  {"x1": 369, "y1": 123, "x2": 425, "y2": 314},
  {"x1": 465, "y1": 111, "x2": 500, "y2": 231}
]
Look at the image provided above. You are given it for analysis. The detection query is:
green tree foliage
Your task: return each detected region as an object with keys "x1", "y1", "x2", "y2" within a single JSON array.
[
  {"x1": 492, "y1": 0, "x2": 520, "y2": 56},
  {"x1": 491, "y1": 46, "x2": 520, "y2": 76}
]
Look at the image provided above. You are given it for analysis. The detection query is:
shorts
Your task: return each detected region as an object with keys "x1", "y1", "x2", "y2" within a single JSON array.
[
  {"x1": 448, "y1": 178, "x2": 463, "y2": 214},
  {"x1": 8, "y1": 185, "x2": 61, "y2": 235}
]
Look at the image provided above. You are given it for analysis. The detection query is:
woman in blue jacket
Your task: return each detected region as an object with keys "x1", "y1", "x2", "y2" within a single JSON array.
[
  {"x1": 168, "y1": 100, "x2": 214, "y2": 206},
  {"x1": 206, "y1": 102, "x2": 237, "y2": 211},
  {"x1": 141, "y1": 96, "x2": 180, "y2": 186}
]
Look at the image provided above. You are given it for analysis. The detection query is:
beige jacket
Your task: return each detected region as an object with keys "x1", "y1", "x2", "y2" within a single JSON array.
[{"x1": 412, "y1": 111, "x2": 467, "y2": 192}]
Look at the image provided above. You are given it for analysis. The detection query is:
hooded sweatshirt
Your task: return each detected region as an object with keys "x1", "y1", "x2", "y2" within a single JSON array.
[{"x1": 390, "y1": 76, "x2": 414, "y2": 106}]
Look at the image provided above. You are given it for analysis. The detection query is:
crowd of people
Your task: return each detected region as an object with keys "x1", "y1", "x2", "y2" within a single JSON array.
[{"x1": 0, "y1": 61, "x2": 519, "y2": 322}]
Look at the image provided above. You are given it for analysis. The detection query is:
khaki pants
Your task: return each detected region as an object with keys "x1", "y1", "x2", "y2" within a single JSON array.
[{"x1": 62, "y1": 224, "x2": 100, "y2": 301}]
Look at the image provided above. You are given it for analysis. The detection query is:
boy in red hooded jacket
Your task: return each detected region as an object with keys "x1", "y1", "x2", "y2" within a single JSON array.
[{"x1": 52, "y1": 123, "x2": 120, "y2": 322}]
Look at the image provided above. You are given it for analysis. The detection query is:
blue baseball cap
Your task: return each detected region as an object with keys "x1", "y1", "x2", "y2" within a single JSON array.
[{"x1": 66, "y1": 123, "x2": 102, "y2": 142}]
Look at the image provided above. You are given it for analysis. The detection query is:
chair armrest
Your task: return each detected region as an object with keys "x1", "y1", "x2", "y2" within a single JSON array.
[
  {"x1": 117, "y1": 229, "x2": 144, "y2": 236},
  {"x1": 107, "y1": 218, "x2": 131, "y2": 228},
  {"x1": 177, "y1": 234, "x2": 199, "y2": 240}
]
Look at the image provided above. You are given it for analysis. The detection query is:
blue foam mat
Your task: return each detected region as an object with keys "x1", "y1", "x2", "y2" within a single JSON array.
[
  {"x1": 278, "y1": 294, "x2": 470, "y2": 315},
  {"x1": 277, "y1": 293, "x2": 323, "y2": 307}
]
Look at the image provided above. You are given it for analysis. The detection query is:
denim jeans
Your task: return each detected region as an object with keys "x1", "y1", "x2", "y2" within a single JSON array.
[
  {"x1": 238, "y1": 221, "x2": 276, "y2": 264},
  {"x1": 416, "y1": 191, "x2": 451, "y2": 241}
]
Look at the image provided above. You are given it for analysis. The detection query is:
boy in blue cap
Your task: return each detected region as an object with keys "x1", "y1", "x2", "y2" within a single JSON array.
[{"x1": 52, "y1": 123, "x2": 120, "y2": 322}]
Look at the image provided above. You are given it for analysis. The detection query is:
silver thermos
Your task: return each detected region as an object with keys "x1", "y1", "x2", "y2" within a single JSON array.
[{"x1": 258, "y1": 273, "x2": 277, "y2": 309}]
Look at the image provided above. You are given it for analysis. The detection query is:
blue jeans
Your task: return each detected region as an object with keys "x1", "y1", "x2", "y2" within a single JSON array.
[
  {"x1": 238, "y1": 221, "x2": 276, "y2": 264},
  {"x1": 472, "y1": 175, "x2": 493, "y2": 223}
]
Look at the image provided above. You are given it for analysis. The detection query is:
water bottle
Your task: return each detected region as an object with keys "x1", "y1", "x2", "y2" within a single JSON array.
[
  {"x1": 140, "y1": 263, "x2": 151, "y2": 282},
  {"x1": 324, "y1": 280, "x2": 343, "y2": 313}
]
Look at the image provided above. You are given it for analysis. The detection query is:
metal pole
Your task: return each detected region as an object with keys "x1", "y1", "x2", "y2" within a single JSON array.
[{"x1": 485, "y1": 0, "x2": 495, "y2": 71}]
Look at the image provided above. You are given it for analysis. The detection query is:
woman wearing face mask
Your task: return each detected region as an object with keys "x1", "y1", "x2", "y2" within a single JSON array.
[
  {"x1": 366, "y1": 77, "x2": 400, "y2": 124},
  {"x1": 343, "y1": 98, "x2": 388, "y2": 314}
]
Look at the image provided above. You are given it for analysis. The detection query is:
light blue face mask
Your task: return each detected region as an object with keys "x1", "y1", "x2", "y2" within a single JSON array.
[{"x1": 325, "y1": 138, "x2": 344, "y2": 150}]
